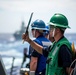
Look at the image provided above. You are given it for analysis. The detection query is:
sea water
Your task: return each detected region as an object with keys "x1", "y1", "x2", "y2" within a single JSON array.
[{"x1": 0, "y1": 33, "x2": 30, "y2": 75}]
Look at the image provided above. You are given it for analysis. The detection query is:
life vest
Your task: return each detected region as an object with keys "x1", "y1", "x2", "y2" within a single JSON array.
[
  {"x1": 71, "y1": 42, "x2": 76, "y2": 59},
  {"x1": 46, "y1": 37, "x2": 72, "y2": 75}
]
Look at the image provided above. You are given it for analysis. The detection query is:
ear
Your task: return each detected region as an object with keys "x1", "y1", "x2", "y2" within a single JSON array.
[
  {"x1": 36, "y1": 30, "x2": 39, "y2": 32},
  {"x1": 56, "y1": 28, "x2": 61, "y2": 33}
]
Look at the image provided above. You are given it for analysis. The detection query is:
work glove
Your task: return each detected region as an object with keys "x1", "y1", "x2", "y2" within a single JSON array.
[{"x1": 22, "y1": 32, "x2": 30, "y2": 43}]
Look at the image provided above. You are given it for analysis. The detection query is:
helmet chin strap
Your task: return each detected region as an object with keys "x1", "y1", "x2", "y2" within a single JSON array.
[
  {"x1": 52, "y1": 28, "x2": 56, "y2": 37},
  {"x1": 33, "y1": 30, "x2": 36, "y2": 37}
]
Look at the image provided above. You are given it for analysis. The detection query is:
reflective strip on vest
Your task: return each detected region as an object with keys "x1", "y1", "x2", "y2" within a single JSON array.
[{"x1": 42, "y1": 41, "x2": 52, "y2": 47}]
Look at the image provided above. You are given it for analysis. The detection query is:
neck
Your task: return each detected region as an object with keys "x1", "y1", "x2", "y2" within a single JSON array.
[
  {"x1": 54, "y1": 33, "x2": 63, "y2": 42},
  {"x1": 35, "y1": 30, "x2": 43, "y2": 38},
  {"x1": 35, "y1": 32, "x2": 40, "y2": 38}
]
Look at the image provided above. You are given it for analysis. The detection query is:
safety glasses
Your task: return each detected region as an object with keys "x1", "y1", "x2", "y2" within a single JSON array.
[{"x1": 49, "y1": 26, "x2": 56, "y2": 32}]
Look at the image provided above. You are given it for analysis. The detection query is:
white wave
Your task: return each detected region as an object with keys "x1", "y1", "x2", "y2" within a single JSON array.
[
  {"x1": 0, "y1": 49, "x2": 23, "y2": 57},
  {"x1": 2, "y1": 57, "x2": 23, "y2": 70}
]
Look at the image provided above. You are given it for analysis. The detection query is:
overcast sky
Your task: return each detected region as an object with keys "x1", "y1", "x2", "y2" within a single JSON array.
[{"x1": 0, "y1": 0, "x2": 76, "y2": 33}]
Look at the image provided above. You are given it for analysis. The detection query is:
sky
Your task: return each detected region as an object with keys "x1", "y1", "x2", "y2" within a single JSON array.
[{"x1": 0, "y1": 0, "x2": 76, "y2": 33}]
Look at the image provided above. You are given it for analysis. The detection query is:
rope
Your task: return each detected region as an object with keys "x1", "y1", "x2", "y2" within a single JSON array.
[{"x1": 70, "y1": 59, "x2": 76, "y2": 75}]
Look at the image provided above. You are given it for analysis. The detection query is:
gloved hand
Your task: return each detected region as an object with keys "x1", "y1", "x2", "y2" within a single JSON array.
[{"x1": 22, "y1": 33, "x2": 31, "y2": 43}]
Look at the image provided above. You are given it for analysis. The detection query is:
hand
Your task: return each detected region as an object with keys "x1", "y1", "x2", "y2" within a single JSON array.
[{"x1": 22, "y1": 33, "x2": 30, "y2": 42}]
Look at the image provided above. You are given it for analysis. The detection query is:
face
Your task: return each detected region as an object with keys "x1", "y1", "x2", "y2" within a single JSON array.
[
  {"x1": 50, "y1": 25, "x2": 62, "y2": 37},
  {"x1": 45, "y1": 34, "x2": 49, "y2": 39}
]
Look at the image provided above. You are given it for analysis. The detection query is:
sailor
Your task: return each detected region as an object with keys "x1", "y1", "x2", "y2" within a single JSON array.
[
  {"x1": 28, "y1": 19, "x2": 51, "y2": 75},
  {"x1": 43, "y1": 25, "x2": 55, "y2": 43},
  {"x1": 43, "y1": 25, "x2": 49, "y2": 39}
]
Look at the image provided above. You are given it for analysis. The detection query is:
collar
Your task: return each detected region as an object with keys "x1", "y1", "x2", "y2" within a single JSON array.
[{"x1": 57, "y1": 36, "x2": 64, "y2": 42}]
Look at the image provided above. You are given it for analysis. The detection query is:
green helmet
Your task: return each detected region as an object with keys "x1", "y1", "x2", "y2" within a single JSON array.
[{"x1": 48, "y1": 13, "x2": 70, "y2": 29}]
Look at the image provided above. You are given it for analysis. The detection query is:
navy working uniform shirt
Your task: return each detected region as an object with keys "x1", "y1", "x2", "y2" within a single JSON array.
[{"x1": 29, "y1": 35, "x2": 51, "y2": 75}]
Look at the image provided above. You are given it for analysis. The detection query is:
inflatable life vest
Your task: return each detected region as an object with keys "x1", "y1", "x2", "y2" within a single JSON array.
[{"x1": 71, "y1": 42, "x2": 76, "y2": 56}]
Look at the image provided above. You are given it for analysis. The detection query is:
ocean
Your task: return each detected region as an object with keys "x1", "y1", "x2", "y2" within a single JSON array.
[
  {"x1": 0, "y1": 33, "x2": 76, "y2": 75},
  {"x1": 0, "y1": 33, "x2": 30, "y2": 75}
]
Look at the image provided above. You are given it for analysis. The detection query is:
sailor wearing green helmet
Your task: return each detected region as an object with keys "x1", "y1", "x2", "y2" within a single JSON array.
[
  {"x1": 46, "y1": 13, "x2": 73, "y2": 75},
  {"x1": 22, "y1": 13, "x2": 73, "y2": 75}
]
